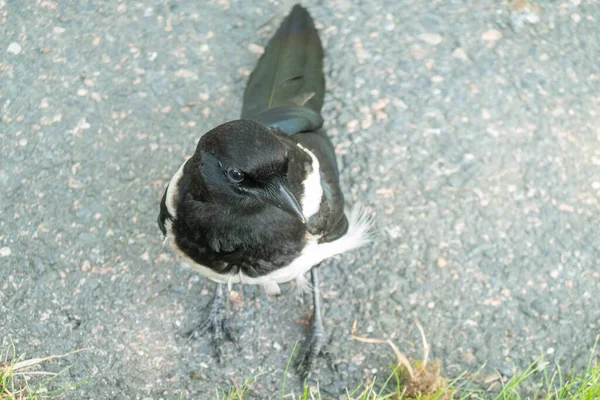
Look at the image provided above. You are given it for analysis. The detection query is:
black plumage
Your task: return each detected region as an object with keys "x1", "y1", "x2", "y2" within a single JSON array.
[{"x1": 158, "y1": 4, "x2": 369, "y2": 379}]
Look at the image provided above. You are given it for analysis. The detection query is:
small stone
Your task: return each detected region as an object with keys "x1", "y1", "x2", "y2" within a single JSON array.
[
  {"x1": 0, "y1": 247, "x2": 11, "y2": 257},
  {"x1": 394, "y1": 98, "x2": 408, "y2": 110},
  {"x1": 482, "y1": 109, "x2": 491, "y2": 120},
  {"x1": 571, "y1": 13, "x2": 581, "y2": 23},
  {"x1": 7, "y1": 42, "x2": 22, "y2": 55},
  {"x1": 247, "y1": 43, "x2": 264, "y2": 55},
  {"x1": 431, "y1": 75, "x2": 444, "y2": 83},
  {"x1": 77, "y1": 88, "x2": 88, "y2": 96},
  {"x1": 436, "y1": 258, "x2": 447, "y2": 268},
  {"x1": 547, "y1": 347, "x2": 555, "y2": 355},
  {"x1": 175, "y1": 69, "x2": 197, "y2": 79},
  {"x1": 409, "y1": 44, "x2": 427, "y2": 60},
  {"x1": 418, "y1": 33, "x2": 443, "y2": 45},
  {"x1": 273, "y1": 342, "x2": 282, "y2": 351},
  {"x1": 509, "y1": 2, "x2": 541, "y2": 32},
  {"x1": 550, "y1": 270, "x2": 559, "y2": 278},
  {"x1": 481, "y1": 29, "x2": 503, "y2": 43},
  {"x1": 487, "y1": 125, "x2": 500, "y2": 137},
  {"x1": 427, "y1": 302, "x2": 435, "y2": 309},
  {"x1": 452, "y1": 47, "x2": 469, "y2": 61},
  {"x1": 419, "y1": 14, "x2": 442, "y2": 31},
  {"x1": 53, "y1": 26, "x2": 65, "y2": 34}
]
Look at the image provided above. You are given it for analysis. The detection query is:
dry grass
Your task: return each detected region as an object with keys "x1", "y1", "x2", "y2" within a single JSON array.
[
  {"x1": 351, "y1": 318, "x2": 451, "y2": 399},
  {"x1": 219, "y1": 329, "x2": 599, "y2": 400},
  {"x1": 0, "y1": 341, "x2": 89, "y2": 400}
]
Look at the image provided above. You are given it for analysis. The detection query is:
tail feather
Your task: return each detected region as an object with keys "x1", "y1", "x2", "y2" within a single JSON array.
[{"x1": 241, "y1": 5, "x2": 325, "y2": 120}]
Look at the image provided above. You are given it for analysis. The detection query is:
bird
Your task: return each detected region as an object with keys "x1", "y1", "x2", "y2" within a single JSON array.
[{"x1": 158, "y1": 4, "x2": 370, "y2": 379}]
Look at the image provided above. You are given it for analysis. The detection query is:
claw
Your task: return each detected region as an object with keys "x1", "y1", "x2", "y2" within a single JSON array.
[
  {"x1": 184, "y1": 283, "x2": 236, "y2": 361},
  {"x1": 296, "y1": 325, "x2": 337, "y2": 381}
]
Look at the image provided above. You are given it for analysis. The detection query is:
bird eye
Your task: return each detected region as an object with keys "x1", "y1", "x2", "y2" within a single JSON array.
[{"x1": 227, "y1": 167, "x2": 244, "y2": 183}]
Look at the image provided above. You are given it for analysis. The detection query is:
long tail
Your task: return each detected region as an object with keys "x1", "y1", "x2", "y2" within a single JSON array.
[{"x1": 241, "y1": 5, "x2": 325, "y2": 121}]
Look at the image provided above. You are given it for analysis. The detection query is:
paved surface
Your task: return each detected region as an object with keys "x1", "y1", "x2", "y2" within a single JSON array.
[{"x1": 1, "y1": 0, "x2": 599, "y2": 398}]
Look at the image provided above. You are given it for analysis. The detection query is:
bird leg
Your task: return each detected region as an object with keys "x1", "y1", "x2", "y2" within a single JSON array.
[
  {"x1": 297, "y1": 268, "x2": 337, "y2": 380},
  {"x1": 186, "y1": 282, "x2": 236, "y2": 362}
]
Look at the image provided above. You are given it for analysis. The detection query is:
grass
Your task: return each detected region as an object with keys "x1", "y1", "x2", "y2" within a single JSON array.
[
  {"x1": 214, "y1": 351, "x2": 600, "y2": 400},
  {"x1": 0, "y1": 340, "x2": 90, "y2": 400},
  {"x1": 214, "y1": 325, "x2": 600, "y2": 400},
  {"x1": 2, "y1": 332, "x2": 597, "y2": 400}
]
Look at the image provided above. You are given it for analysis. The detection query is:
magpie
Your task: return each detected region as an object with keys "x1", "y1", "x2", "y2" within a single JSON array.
[{"x1": 158, "y1": 4, "x2": 370, "y2": 379}]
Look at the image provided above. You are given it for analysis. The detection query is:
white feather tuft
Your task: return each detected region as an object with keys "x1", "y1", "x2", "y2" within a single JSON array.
[
  {"x1": 263, "y1": 281, "x2": 281, "y2": 296},
  {"x1": 295, "y1": 273, "x2": 312, "y2": 295},
  {"x1": 341, "y1": 202, "x2": 375, "y2": 252}
]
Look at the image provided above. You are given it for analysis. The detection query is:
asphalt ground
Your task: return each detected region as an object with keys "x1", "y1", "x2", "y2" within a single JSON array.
[{"x1": 1, "y1": 0, "x2": 599, "y2": 398}]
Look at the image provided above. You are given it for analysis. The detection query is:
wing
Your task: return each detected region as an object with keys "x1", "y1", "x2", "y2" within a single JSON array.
[{"x1": 293, "y1": 129, "x2": 348, "y2": 243}]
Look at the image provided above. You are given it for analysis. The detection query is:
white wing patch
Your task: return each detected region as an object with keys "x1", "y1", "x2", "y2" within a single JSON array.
[
  {"x1": 296, "y1": 143, "x2": 323, "y2": 219},
  {"x1": 165, "y1": 160, "x2": 187, "y2": 218}
]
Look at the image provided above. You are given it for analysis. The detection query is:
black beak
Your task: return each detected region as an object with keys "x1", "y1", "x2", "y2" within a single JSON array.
[{"x1": 260, "y1": 180, "x2": 306, "y2": 224}]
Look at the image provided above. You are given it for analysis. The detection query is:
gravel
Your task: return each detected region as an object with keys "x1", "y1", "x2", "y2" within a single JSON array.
[{"x1": 1, "y1": 0, "x2": 599, "y2": 398}]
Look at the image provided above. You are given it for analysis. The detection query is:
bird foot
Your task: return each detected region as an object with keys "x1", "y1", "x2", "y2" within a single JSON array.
[
  {"x1": 296, "y1": 324, "x2": 337, "y2": 381},
  {"x1": 185, "y1": 290, "x2": 237, "y2": 362}
]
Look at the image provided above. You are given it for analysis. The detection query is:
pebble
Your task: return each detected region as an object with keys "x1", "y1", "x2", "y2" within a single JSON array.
[
  {"x1": 481, "y1": 29, "x2": 503, "y2": 43},
  {"x1": 419, "y1": 14, "x2": 443, "y2": 31},
  {"x1": 0, "y1": 247, "x2": 11, "y2": 257},
  {"x1": 7, "y1": 42, "x2": 22, "y2": 55},
  {"x1": 409, "y1": 44, "x2": 427, "y2": 60},
  {"x1": 247, "y1": 43, "x2": 264, "y2": 55},
  {"x1": 418, "y1": 33, "x2": 443, "y2": 46},
  {"x1": 452, "y1": 47, "x2": 469, "y2": 61}
]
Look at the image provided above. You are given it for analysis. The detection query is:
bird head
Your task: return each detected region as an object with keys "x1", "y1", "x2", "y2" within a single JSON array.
[{"x1": 185, "y1": 120, "x2": 306, "y2": 223}]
